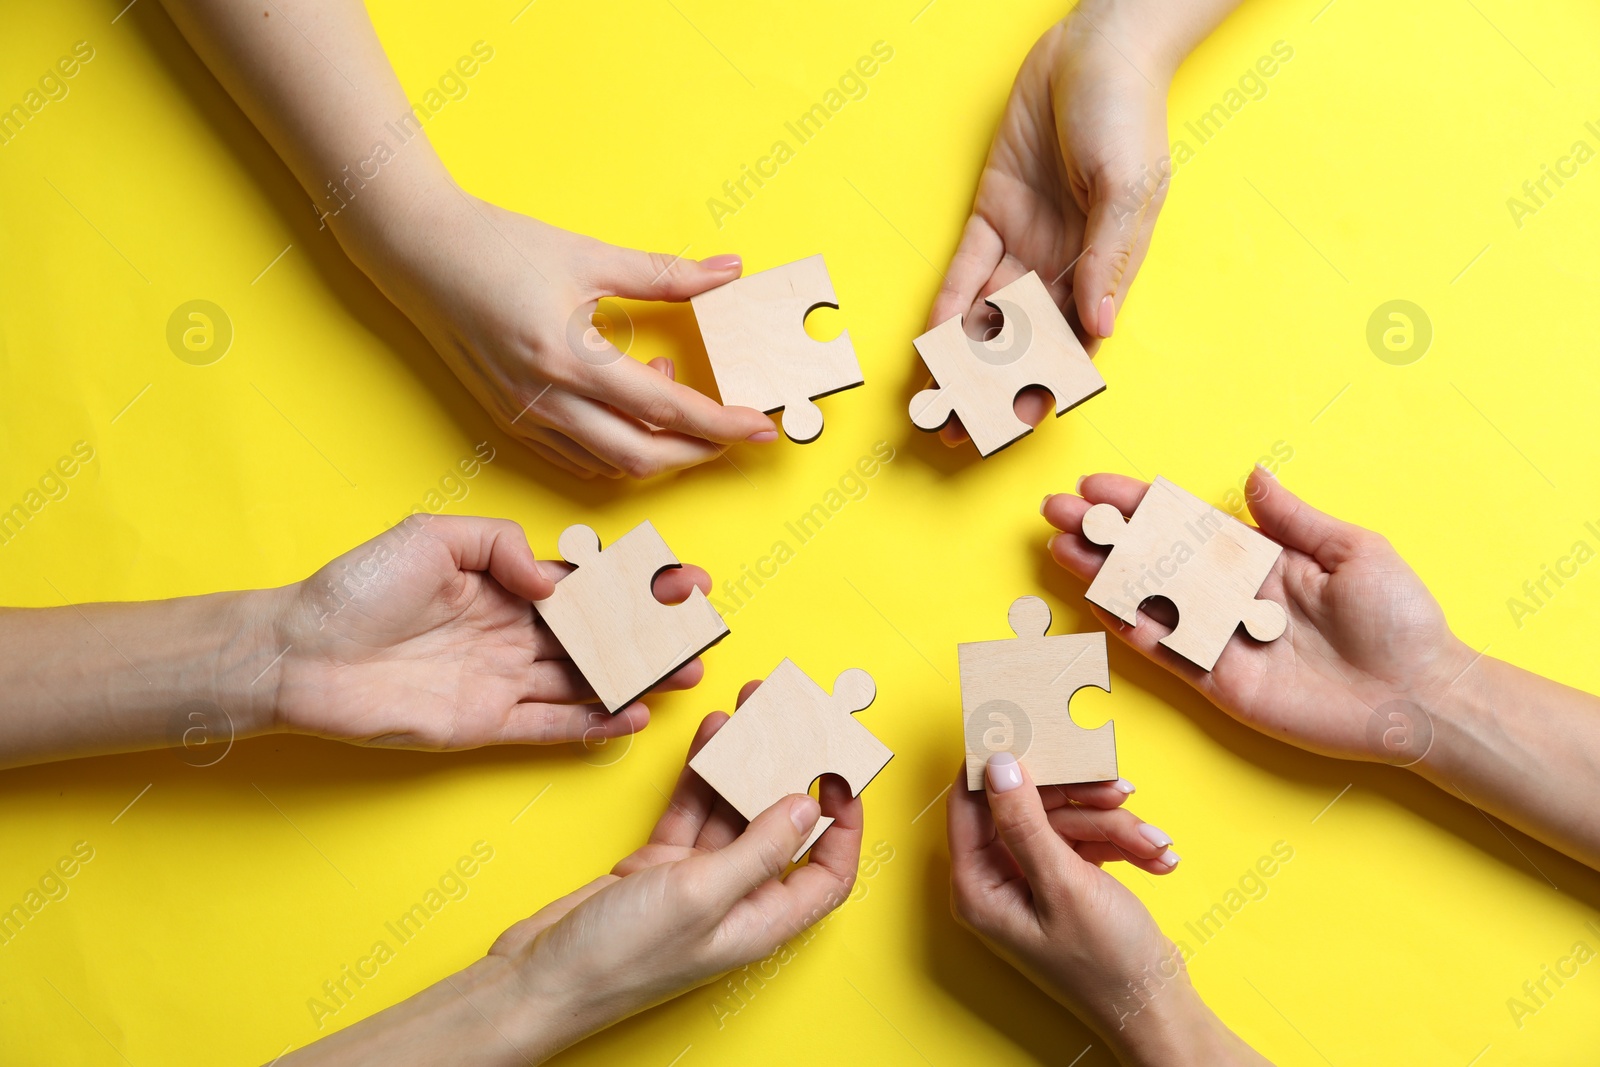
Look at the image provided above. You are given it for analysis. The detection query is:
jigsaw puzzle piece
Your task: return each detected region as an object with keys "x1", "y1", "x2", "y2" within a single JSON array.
[
  {"x1": 535, "y1": 521, "x2": 730, "y2": 713},
  {"x1": 1080, "y1": 478, "x2": 1286, "y2": 671},
  {"x1": 958, "y1": 596, "x2": 1114, "y2": 789},
  {"x1": 909, "y1": 271, "x2": 1106, "y2": 457},
  {"x1": 689, "y1": 659, "x2": 892, "y2": 861},
  {"x1": 690, "y1": 254, "x2": 861, "y2": 443}
]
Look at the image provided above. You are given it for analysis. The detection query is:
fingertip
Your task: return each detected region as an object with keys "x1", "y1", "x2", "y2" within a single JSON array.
[
  {"x1": 986, "y1": 751, "x2": 1024, "y2": 794},
  {"x1": 735, "y1": 678, "x2": 762, "y2": 708},
  {"x1": 746, "y1": 429, "x2": 779, "y2": 443},
  {"x1": 1096, "y1": 294, "x2": 1115, "y2": 338},
  {"x1": 788, "y1": 793, "x2": 821, "y2": 833},
  {"x1": 699, "y1": 253, "x2": 742, "y2": 274}
]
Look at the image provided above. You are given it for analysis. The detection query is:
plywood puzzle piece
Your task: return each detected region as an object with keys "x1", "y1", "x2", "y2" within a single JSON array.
[
  {"x1": 690, "y1": 254, "x2": 862, "y2": 443},
  {"x1": 534, "y1": 521, "x2": 730, "y2": 713},
  {"x1": 959, "y1": 597, "x2": 1114, "y2": 790},
  {"x1": 909, "y1": 270, "x2": 1106, "y2": 456},
  {"x1": 1081, "y1": 477, "x2": 1287, "y2": 671},
  {"x1": 689, "y1": 659, "x2": 892, "y2": 861}
]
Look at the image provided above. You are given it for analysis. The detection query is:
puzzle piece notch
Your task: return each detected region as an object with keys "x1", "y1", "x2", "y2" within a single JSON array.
[
  {"x1": 1081, "y1": 478, "x2": 1287, "y2": 671},
  {"x1": 688, "y1": 659, "x2": 892, "y2": 861},
  {"x1": 909, "y1": 271, "x2": 1106, "y2": 457},
  {"x1": 690, "y1": 254, "x2": 862, "y2": 443},
  {"x1": 959, "y1": 596, "x2": 1114, "y2": 790},
  {"x1": 535, "y1": 521, "x2": 730, "y2": 713}
]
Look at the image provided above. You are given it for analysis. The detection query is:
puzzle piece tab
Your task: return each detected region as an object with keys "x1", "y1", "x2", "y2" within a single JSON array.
[
  {"x1": 690, "y1": 254, "x2": 862, "y2": 443},
  {"x1": 909, "y1": 271, "x2": 1106, "y2": 456},
  {"x1": 959, "y1": 596, "x2": 1114, "y2": 790},
  {"x1": 1081, "y1": 477, "x2": 1287, "y2": 671},
  {"x1": 534, "y1": 521, "x2": 729, "y2": 713},
  {"x1": 689, "y1": 659, "x2": 892, "y2": 861}
]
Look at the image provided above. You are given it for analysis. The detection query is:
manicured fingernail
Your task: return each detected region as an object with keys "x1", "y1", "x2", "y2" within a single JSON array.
[
  {"x1": 1138, "y1": 823, "x2": 1173, "y2": 849},
  {"x1": 1040, "y1": 494, "x2": 1053, "y2": 515},
  {"x1": 701, "y1": 254, "x2": 742, "y2": 271},
  {"x1": 1158, "y1": 848, "x2": 1181, "y2": 868},
  {"x1": 1075, "y1": 475, "x2": 1086, "y2": 494},
  {"x1": 746, "y1": 430, "x2": 779, "y2": 443},
  {"x1": 1097, "y1": 295, "x2": 1115, "y2": 338},
  {"x1": 1046, "y1": 533, "x2": 1061, "y2": 556},
  {"x1": 1113, "y1": 778, "x2": 1136, "y2": 794},
  {"x1": 1255, "y1": 462, "x2": 1275, "y2": 479},
  {"x1": 790, "y1": 795, "x2": 820, "y2": 833},
  {"x1": 660, "y1": 358, "x2": 676, "y2": 379},
  {"x1": 987, "y1": 752, "x2": 1023, "y2": 793}
]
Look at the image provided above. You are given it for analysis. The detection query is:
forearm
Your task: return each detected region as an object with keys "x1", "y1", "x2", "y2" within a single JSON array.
[
  {"x1": 1416, "y1": 655, "x2": 1600, "y2": 869},
  {"x1": 278, "y1": 956, "x2": 587, "y2": 1067},
  {"x1": 0, "y1": 588, "x2": 290, "y2": 769},
  {"x1": 156, "y1": 0, "x2": 453, "y2": 258},
  {"x1": 1071, "y1": 0, "x2": 1246, "y2": 83}
]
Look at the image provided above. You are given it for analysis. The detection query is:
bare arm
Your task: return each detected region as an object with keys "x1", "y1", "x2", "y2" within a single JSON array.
[{"x1": 154, "y1": 0, "x2": 775, "y2": 479}]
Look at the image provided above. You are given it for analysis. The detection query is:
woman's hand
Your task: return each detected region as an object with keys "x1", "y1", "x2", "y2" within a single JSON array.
[
  {"x1": 489, "y1": 704, "x2": 863, "y2": 1054},
  {"x1": 1044, "y1": 468, "x2": 1476, "y2": 764},
  {"x1": 927, "y1": 3, "x2": 1176, "y2": 446},
  {"x1": 349, "y1": 193, "x2": 778, "y2": 479},
  {"x1": 268, "y1": 515, "x2": 711, "y2": 748},
  {"x1": 949, "y1": 754, "x2": 1262, "y2": 1065}
]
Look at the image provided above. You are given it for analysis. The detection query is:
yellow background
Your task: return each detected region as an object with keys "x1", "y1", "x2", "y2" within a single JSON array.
[{"x1": 3, "y1": 0, "x2": 1600, "y2": 1063}]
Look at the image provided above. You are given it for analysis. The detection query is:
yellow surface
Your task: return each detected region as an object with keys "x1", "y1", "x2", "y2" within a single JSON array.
[{"x1": 3, "y1": 0, "x2": 1600, "y2": 1063}]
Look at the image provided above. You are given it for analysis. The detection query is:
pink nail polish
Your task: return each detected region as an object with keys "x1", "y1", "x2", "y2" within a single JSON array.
[
  {"x1": 1113, "y1": 778, "x2": 1136, "y2": 794},
  {"x1": 1159, "y1": 848, "x2": 1181, "y2": 868},
  {"x1": 1138, "y1": 823, "x2": 1173, "y2": 849},
  {"x1": 746, "y1": 430, "x2": 779, "y2": 443},
  {"x1": 987, "y1": 752, "x2": 1024, "y2": 793},
  {"x1": 1097, "y1": 295, "x2": 1115, "y2": 338},
  {"x1": 701, "y1": 254, "x2": 742, "y2": 271}
]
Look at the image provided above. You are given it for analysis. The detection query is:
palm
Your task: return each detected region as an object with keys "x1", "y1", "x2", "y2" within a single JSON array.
[{"x1": 279, "y1": 531, "x2": 540, "y2": 747}]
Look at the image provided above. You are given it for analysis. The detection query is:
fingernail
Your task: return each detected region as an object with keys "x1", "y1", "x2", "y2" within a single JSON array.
[
  {"x1": 987, "y1": 752, "x2": 1023, "y2": 793},
  {"x1": 790, "y1": 795, "x2": 820, "y2": 833},
  {"x1": 746, "y1": 430, "x2": 779, "y2": 443},
  {"x1": 1075, "y1": 475, "x2": 1086, "y2": 494},
  {"x1": 1040, "y1": 493, "x2": 1054, "y2": 515},
  {"x1": 1158, "y1": 848, "x2": 1181, "y2": 868},
  {"x1": 701, "y1": 254, "x2": 742, "y2": 271},
  {"x1": 1255, "y1": 462, "x2": 1275, "y2": 479},
  {"x1": 1097, "y1": 295, "x2": 1115, "y2": 338},
  {"x1": 1138, "y1": 823, "x2": 1173, "y2": 849},
  {"x1": 660, "y1": 358, "x2": 676, "y2": 380},
  {"x1": 1046, "y1": 533, "x2": 1061, "y2": 557},
  {"x1": 1113, "y1": 778, "x2": 1136, "y2": 794}
]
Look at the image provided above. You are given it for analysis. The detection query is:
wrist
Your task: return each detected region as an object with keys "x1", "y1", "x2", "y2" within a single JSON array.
[{"x1": 1066, "y1": 0, "x2": 1186, "y2": 85}]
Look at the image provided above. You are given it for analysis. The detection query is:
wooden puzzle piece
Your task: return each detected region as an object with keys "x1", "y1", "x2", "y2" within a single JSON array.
[
  {"x1": 1081, "y1": 477, "x2": 1287, "y2": 671},
  {"x1": 534, "y1": 521, "x2": 730, "y2": 713},
  {"x1": 690, "y1": 254, "x2": 862, "y2": 443},
  {"x1": 959, "y1": 596, "x2": 1114, "y2": 790},
  {"x1": 909, "y1": 270, "x2": 1106, "y2": 456},
  {"x1": 689, "y1": 659, "x2": 892, "y2": 861}
]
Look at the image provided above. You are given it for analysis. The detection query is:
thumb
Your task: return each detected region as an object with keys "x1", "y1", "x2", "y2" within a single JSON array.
[
  {"x1": 599, "y1": 247, "x2": 743, "y2": 302},
  {"x1": 433, "y1": 516, "x2": 557, "y2": 602},
  {"x1": 692, "y1": 794, "x2": 819, "y2": 911},
  {"x1": 1074, "y1": 162, "x2": 1164, "y2": 340},
  {"x1": 1245, "y1": 466, "x2": 1368, "y2": 570},
  {"x1": 984, "y1": 753, "x2": 1084, "y2": 903}
]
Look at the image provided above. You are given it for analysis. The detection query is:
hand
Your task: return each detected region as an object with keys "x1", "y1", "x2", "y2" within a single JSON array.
[
  {"x1": 488, "y1": 705, "x2": 862, "y2": 1053},
  {"x1": 268, "y1": 515, "x2": 710, "y2": 748},
  {"x1": 949, "y1": 754, "x2": 1259, "y2": 1065},
  {"x1": 1044, "y1": 468, "x2": 1476, "y2": 763},
  {"x1": 927, "y1": 3, "x2": 1173, "y2": 446},
  {"x1": 353, "y1": 192, "x2": 778, "y2": 479}
]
